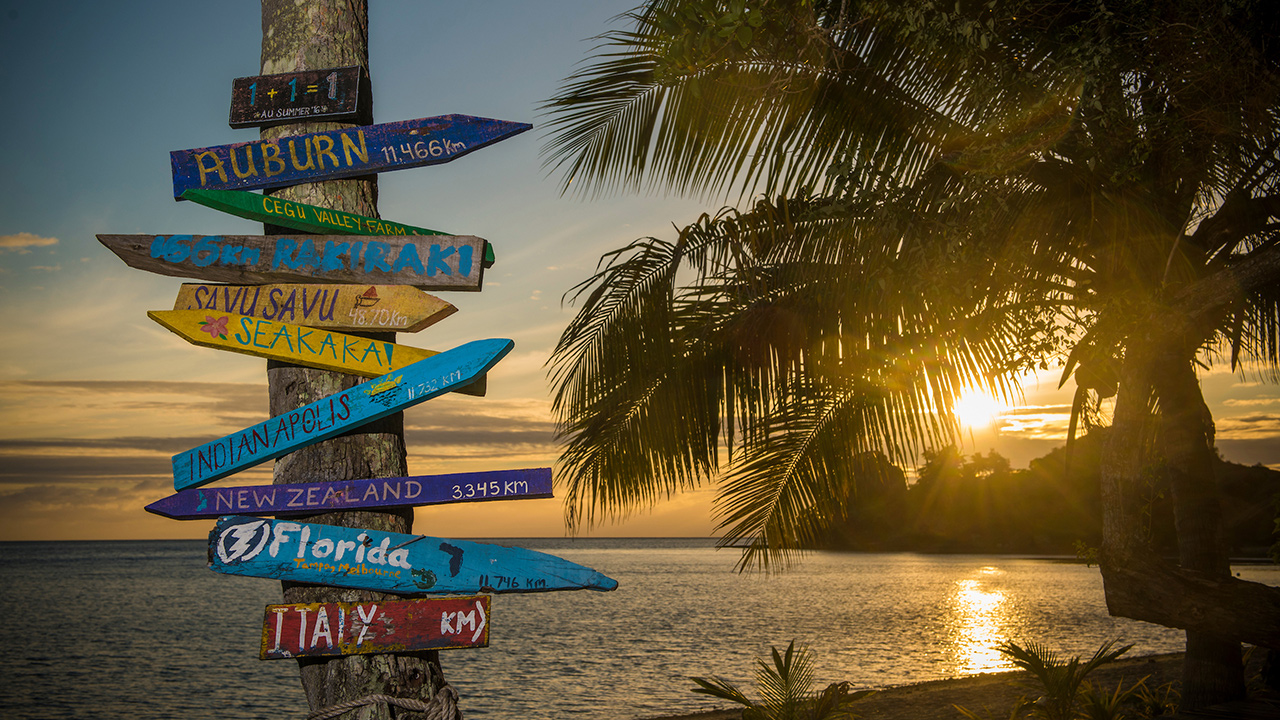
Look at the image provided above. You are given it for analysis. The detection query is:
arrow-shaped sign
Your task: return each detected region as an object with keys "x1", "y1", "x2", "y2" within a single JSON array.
[
  {"x1": 172, "y1": 337, "x2": 513, "y2": 490},
  {"x1": 171, "y1": 114, "x2": 532, "y2": 198},
  {"x1": 260, "y1": 596, "x2": 489, "y2": 660},
  {"x1": 179, "y1": 189, "x2": 496, "y2": 268},
  {"x1": 148, "y1": 309, "x2": 481, "y2": 385},
  {"x1": 146, "y1": 467, "x2": 553, "y2": 520},
  {"x1": 97, "y1": 233, "x2": 488, "y2": 291},
  {"x1": 210, "y1": 516, "x2": 619, "y2": 594},
  {"x1": 172, "y1": 283, "x2": 457, "y2": 333}
]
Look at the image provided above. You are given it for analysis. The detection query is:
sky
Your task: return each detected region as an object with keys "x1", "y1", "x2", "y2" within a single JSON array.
[{"x1": 0, "y1": 1, "x2": 1276, "y2": 542}]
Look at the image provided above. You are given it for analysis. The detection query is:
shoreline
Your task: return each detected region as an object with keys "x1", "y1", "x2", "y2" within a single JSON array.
[{"x1": 639, "y1": 652, "x2": 1189, "y2": 720}]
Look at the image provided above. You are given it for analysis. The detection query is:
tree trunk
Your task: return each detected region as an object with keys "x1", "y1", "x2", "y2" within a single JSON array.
[
  {"x1": 1152, "y1": 353, "x2": 1245, "y2": 710},
  {"x1": 1097, "y1": 347, "x2": 1275, "y2": 644},
  {"x1": 1097, "y1": 263, "x2": 1280, "y2": 658},
  {"x1": 261, "y1": 1, "x2": 459, "y2": 718}
]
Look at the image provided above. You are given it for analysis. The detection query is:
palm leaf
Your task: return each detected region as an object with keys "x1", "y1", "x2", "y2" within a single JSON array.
[{"x1": 540, "y1": 2, "x2": 1012, "y2": 201}]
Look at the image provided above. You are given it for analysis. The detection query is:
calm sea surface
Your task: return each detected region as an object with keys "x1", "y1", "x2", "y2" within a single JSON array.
[{"x1": 1, "y1": 539, "x2": 1276, "y2": 719}]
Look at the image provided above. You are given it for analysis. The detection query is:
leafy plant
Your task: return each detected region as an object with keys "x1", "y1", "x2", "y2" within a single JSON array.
[
  {"x1": 691, "y1": 640, "x2": 873, "y2": 720},
  {"x1": 1073, "y1": 540, "x2": 1099, "y2": 568},
  {"x1": 1129, "y1": 679, "x2": 1179, "y2": 718},
  {"x1": 1078, "y1": 678, "x2": 1145, "y2": 720},
  {"x1": 1000, "y1": 640, "x2": 1132, "y2": 720}
]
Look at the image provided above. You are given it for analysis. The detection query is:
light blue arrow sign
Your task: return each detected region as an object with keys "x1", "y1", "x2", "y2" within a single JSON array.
[
  {"x1": 172, "y1": 337, "x2": 513, "y2": 491},
  {"x1": 209, "y1": 516, "x2": 619, "y2": 594}
]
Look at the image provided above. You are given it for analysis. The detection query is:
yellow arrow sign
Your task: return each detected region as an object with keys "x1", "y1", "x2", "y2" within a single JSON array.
[
  {"x1": 148, "y1": 310, "x2": 484, "y2": 395},
  {"x1": 172, "y1": 283, "x2": 457, "y2": 333}
]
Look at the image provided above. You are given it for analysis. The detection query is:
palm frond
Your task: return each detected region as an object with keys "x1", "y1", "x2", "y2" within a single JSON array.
[
  {"x1": 998, "y1": 639, "x2": 1131, "y2": 720},
  {"x1": 540, "y1": 3, "x2": 1002, "y2": 201},
  {"x1": 756, "y1": 640, "x2": 816, "y2": 719}
]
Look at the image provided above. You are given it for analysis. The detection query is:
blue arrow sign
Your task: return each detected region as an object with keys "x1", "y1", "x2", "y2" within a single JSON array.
[
  {"x1": 171, "y1": 115, "x2": 532, "y2": 198},
  {"x1": 209, "y1": 516, "x2": 619, "y2": 594},
  {"x1": 172, "y1": 337, "x2": 513, "y2": 491}
]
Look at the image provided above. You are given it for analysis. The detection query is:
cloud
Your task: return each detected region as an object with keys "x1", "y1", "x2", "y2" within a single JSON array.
[
  {"x1": 0, "y1": 380, "x2": 268, "y2": 435},
  {"x1": 0, "y1": 436, "x2": 213, "y2": 454},
  {"x1": 1215, "y1": 438, "x2": 1280, "y2": 469},
  {"x1": 30, "y1": 265, "x2": 61, "y2": 272},
  {"x1": 1002, "y1": 404, "x2": 1073, "y2": 416},
  {"x1": 0, "y1": 232, "x2": 58, "y2": 252},
  {"x1": 1222, "y1": 396, "x2": 1279, "y2": 408},
  {"x1": 0, "y1": 454, "x2": 173, "y2": 483},
  {"x1": 1214, "y1": 413, "x2": 1280, "y2": 441}
]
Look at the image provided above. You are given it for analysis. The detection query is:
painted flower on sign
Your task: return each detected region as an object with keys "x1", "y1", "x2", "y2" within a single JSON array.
[{"x1": 200, "y1": 315, "x2": 230, "y2": 340}]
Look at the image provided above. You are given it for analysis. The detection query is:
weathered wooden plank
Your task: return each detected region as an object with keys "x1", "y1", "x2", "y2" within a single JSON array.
[
  {"x1": 172, "y1": 283, "x2": 457, "y2": 333},
  {"x1": 151, "y1": 308, "x2": 484, "y2": 397},
  {"x1": 210, "y1": 516, "x2": 619, "y2": 594},
  {"x1": 172, "y1": 337, "x2": 513, "y2": 490},
  {"x1": 260, "y1": 596, "x2": 490, "y2": 660},
  {"x1": 171, "y1": 115, "x2": 532, "y2": 198},
  {"x1": 151, "y1": 309, "x2": 427, "y2": 376},
  {"x1": 97, "y1": 234, "x2": 487, "y2": 291},
  {"x1": 180, "y1": 189, "x2": 496, "y2": 267},
  {"x1": 146, "y1": 467, "x2": 553, "y2": 520},
  {"x1": 230, "y1": 66, "x2": 368, "y2": 128}
]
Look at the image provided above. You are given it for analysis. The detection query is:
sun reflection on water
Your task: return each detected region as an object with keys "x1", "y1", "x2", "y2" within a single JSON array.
[{"x1": 945, "y1": 566, "x2": 1015, "y2": 675}]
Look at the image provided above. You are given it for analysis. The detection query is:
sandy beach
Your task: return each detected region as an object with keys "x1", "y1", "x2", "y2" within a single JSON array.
[{"x1": 644, "y1": 652, "x2": 1188, "y2": 720}]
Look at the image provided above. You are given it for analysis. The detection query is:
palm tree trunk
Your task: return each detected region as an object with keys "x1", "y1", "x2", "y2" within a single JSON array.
[
  {"x1": 1097, "y1": 250, "x2": 1280, "y2": 655},
  {"x1": 1151, "y1": 353, "x2": 1246, "y2": 710},
  {"x1": 261, "y1": 1, "x2": 458, "y2": 717}
]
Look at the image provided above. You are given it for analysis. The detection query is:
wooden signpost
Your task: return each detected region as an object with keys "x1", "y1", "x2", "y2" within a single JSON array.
[
  {"x1": 91, "y1": 2, "x2": 600, "y2": 711},
  {"x1": 172, "y1": 337, "x2": 513, "y2": 490},
  {"x1": 146, "y1": 467, "x2": 553, "y2": 519},
  {"x1": 172, "y1": 283, "x2": 457, "y2": 333},
  {"x1": 97, "y1": 233, "x2": 488, "y2": 291},
  {"x1": 230, "y1": 66, "x2": 369, "y2": 128},
  {"x1": 209, "y1": 515, "x2": 620, "y2": 594},
  {"x1": 260, "y1": 596, "x2": 489, "y2": 659},
  {"x1": 180, "y1": 189, "x2": 497, "y2": 268},
  {"x1": 171, "y1": 115, "x2": 532, "y2": 198}
]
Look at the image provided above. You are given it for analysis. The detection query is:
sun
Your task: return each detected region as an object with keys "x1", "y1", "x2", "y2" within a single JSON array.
[{"x1": 952, "y1": 391, "x2": 1003, "y2": 430}]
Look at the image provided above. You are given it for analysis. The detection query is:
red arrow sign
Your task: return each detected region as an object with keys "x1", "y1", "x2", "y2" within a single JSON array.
[{"x1": 260, "y1": 596, "x2": 490, "y2": 659}]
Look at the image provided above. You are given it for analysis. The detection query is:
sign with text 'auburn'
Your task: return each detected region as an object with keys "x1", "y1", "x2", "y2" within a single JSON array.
[
  {"x1": 145, "y1": 467, "x2": 553, "y2": 520},
  {"x1": 173, "y1": 283, "x2": 457, "y2": 333},
  {"x1": 260, "y1": 596, "x2": 489, "y2": 660},
  {"x1": 171, "y1": 115, "x2": 531, "y2": 198},
  {"x1": 97, "y1": 234, "x2": 487, "y2": 291},
  {"x1": 210, "y1": 516, "x2": 619, "y2": 594},
  {"x1": 172, "y1": 338, "x2": 513, "y2": 490}
]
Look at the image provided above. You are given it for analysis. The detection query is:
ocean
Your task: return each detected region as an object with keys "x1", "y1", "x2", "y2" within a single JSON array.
[{"x1": 2, "y1": 539, "x2": 1276, "y2": 719}]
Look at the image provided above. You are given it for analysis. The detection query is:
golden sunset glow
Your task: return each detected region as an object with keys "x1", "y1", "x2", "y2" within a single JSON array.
[
  {"x1": 946, "y1": 567, "x2": 1012, "y2": 674},
  {"x1": 952, "y1": 391, "x2": 1004, "y2": 430}
]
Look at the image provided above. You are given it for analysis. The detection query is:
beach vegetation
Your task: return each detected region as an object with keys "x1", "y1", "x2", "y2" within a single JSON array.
[
  {"x1": 1126, "y1": 678, "x2": 1180, "y2": 719},
  {"x1": 690, "y1": 640, "x2": 874, "y2": 720},
  {"x1": 1000, "y1": 640, "x2": 1131, "y2": 720},
  {"x1": 955, "y1": 640, "x2": 1167, "y2": 720}
]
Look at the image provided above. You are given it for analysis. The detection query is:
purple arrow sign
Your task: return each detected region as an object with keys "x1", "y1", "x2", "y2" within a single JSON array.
[
  {"x1": 146, "y1": 467, "x2": 553, "y2": 520},
  {"x1": 171, "y1": 115, "x2": 531, "y2": 199}
]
